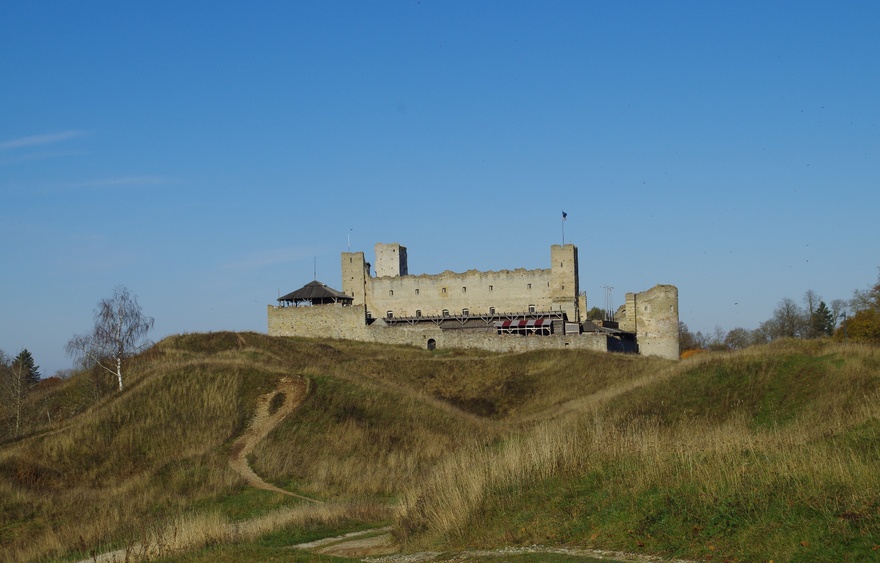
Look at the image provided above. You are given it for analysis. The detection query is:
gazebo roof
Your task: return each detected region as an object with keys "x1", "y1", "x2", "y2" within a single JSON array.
[{"x1": 278, "y1": 280, "x2": 352, "y2": 304}]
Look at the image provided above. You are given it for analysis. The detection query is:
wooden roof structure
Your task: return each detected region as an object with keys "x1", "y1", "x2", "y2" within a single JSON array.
[{"x1": 278, "y1": 280, "x2": 353, "y2": 306}]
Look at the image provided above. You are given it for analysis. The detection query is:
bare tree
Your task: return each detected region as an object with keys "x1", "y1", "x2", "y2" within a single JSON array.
[
  {"x1": 0, "y1": 350, "x2": 12, "y2": 437},
  {"x1": 829, "y1": 299, "x2": 847, "y2": 329},
  {"x1": 679, "y1": 322, "x2": 699, "y2": 353},
  {"x1": 851, "y1": 272, "x2": 880, "y2": 313},
  {"x1": 66, "y1": 286, "x2": 154, "y2": 391},
  {"x1": 708, "y1": 326, "x2": 728, "y2": 351},
  {"x1": 769, "y1": 297, "x2": 808, "y2": 339},
  {"x1": 725, "y1": 327, "x2": 751, "y2": 350},
  {"x1": 802, "y1": 290, "x2": 821, "y2": 337},
  {"x1": 803, "y1": 290, "x2": 820, "y2": 317},
  {"x1": 0, "y1": 349, "x2": 40, "y2": 438},
  {"x1": 751, "y1": 323, "x2": 773, "y2": 346}
]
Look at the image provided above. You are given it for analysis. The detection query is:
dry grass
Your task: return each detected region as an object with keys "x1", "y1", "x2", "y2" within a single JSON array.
[
  {"x1": 70, "y1": 501, "x2": 387, "y2": 562},
  {"x1": 4, "y1": 333, "x2": 876, "y2": 562},
  {"x1": 5, "y1": 332, "x2": 619, "y2": 561},
  {"x1": 396, "y1": 342, "x2": 880, "y2": 560}
]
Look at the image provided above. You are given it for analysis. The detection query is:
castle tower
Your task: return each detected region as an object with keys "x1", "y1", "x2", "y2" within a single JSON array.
[
  {"x1": 619, "y1": 285, "x2": 680, "y2": 360},
  {"x1": 341, "y1": 251, "x2": 368, "y2": 306},
  {"x1": 374, "y1": 243, "x2": 408, "y2": 277},
  {"x1": 550, "y1": 244, "x2": 579, "y2": 322}
]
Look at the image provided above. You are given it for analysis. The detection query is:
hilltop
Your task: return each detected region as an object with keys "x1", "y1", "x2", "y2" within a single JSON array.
[{"x1": 1, "y1": 333, "x2": 878, "y2": 562}]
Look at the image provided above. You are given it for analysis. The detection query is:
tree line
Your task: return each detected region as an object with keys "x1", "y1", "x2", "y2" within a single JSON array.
[{"x1": 681, "y1": 271, "x2": 880, "y2": 353}]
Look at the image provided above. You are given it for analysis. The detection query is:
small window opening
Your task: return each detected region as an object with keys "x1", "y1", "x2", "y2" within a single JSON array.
[
  {"x1": 527, "y1": 283, "x2": 532, "y2": 289},
  {"x1": 416, "y1": 310, "x2": 422, "y2": 318},
  {"x1": 528, "y1": 304, "x2": 536, "y2": 313},
  {"x1": 489, "y1": 307, "x2": 496, "y2": 315},
  {"x1": 415, "y1": 288, "x2": 420, "y2": 295},
  {"x1": 442, "y1": 287, "x2": 447, "y2": 293},
  {"x1": 386, "y1": 311, "x2": 394, "y2": 319},
  {"x1": 462, "y1": 308, "x2": 469, "y2": 316},
  {"x1": 389, "y1": 290, "x2": 394, "y2": 296},
  {"x1": 462, "y1": 286, "x2": 467, "y2": 293},
  {"x1": 442, "y1": 309, "x2": 449, "y2": 317}
]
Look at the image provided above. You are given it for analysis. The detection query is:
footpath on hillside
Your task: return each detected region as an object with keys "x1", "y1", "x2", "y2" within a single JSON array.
[
  {"x1": 227, "y1": 375, "x2": 322, "y2": 503},
  {"x1": 84, "y1": 374, "x2": 687, "y2": 562}
]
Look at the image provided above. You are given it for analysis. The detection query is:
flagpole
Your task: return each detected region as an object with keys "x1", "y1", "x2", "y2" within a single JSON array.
[{"x1": 561, "y1": 210, "x2": 566, "y2": 245}]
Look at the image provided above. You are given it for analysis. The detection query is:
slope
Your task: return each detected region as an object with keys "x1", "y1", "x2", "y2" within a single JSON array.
[
  {"x1": 398, "y1": 340, "x2": 880, "y2": 562},
  {"x1": 1, "y1": 331, "x2": 655, "y2": 561}
]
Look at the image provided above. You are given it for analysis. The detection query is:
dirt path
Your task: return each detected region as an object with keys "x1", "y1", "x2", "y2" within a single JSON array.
[
  {"x1": 292, "y1": 530, "x2": 694, "y2": 562},
  {"x1": 80, "y1": 374, "x2": 680, "y2": 563},
  {"x1": 227, "y1": 375, "x2": 323, "y2": 503}
]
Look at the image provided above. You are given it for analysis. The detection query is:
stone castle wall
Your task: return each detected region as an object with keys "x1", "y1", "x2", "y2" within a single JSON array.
[
  {"x1": 345, "y1": 243, "x2": 579, "y2": 321},
  {"x1": 267, "y1": 303, "x2": 610, "y2": 353},
  {"x1": 267, "y1": 303, "x2": 370, "y2": 340},
  {"x1": 271, "y1": 242, "x2": 680, "y2": 361},
  {"x1": 617, "y1": 284, "x2": 679, "y2": 359}
]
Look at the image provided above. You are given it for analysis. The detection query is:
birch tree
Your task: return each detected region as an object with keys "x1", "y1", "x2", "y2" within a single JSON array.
[
  {"x1": 0, "y1": 349, "x2": 40, "y2": 437},
  {"x1": 66, "y1": 286, "x2": 154, "y2": 391},
  {"x1": 0, "y1": 350, "x2": 12, "y2": 437}
]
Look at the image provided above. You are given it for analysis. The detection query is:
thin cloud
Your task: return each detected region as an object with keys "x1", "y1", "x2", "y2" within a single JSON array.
[
  {"x1": 0, "y1": 149, "x2": 86, "y2": 166},
  {"x1": 0, "y1": 130, "x2": 88, "y2": 151},
  {"x1": 64, "y1": 176, "x2": 177, "y2": 189}
]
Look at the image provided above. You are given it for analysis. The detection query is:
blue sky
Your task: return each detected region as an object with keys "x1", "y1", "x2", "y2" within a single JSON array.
[{"x1": 2, "y1": 1, "x2": 879, "y2": 375}]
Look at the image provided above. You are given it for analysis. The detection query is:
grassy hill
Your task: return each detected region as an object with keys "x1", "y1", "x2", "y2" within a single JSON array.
[{"x1": 1, "y1": 333, "x2": 878, "y2": 561}]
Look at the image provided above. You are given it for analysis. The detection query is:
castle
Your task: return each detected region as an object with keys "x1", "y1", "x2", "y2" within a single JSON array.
[{"x1": 268, "y1": 242, "x2": 680, "y2": 360}]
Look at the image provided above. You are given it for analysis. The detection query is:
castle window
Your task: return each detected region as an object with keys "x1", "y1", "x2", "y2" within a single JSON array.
[
  {"x1": 386, "y1": 311, "x2": 394, "y2": 319},
  {"x1": 389, "y1": 290, "x2": 394, "y2": 296},
  {"x1": 442, "y1": 287, "x2": 447, "y2": 293},
  {"x1": 489, "y1": 285, "x2": 493, "y2": 291},
  {"x1": 462, "y1": 308, "x2": 469, "y2": 316},
  {"x1": 462, "y1": 286, "x2": 466, "y2": 293},
  {"x1": 528, "y1": 304, "x2": 536, "y2": 313},
  {"x1": 489, "y1": 307, "x2": 496, "y2": 315},
  {"x1": 416, "y1": 310, "x2": 422, "y2": 318},
  {"x1": 527, "y1": 283, "x2": 532, "y2": 289},
  {"x1": 415, "y1": 288, "x2": 420, "y2": 295},
  {"x1": 644, "y1": 305, "x2": 650, "y2": 312},
  {"x1": 442, "y1": 309, "x2": 449, "y2": 317}
]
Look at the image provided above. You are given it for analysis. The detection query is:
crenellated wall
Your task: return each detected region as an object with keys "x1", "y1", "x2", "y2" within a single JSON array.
[
  {"x1": 270, "y1": 242, "x2": 679, "y2": 360},
  {"x1": 349, "y1": 243, "x2": 579, "y2": 321}
]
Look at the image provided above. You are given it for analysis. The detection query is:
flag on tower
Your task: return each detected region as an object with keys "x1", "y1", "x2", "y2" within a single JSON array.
[{"x1": 562, "y1": 211, "x2": 568, "y2": 221}]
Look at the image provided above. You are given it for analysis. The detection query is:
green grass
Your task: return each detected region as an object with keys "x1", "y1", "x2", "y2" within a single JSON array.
[
  {"x1": 2, "y1": 333, "x2": 879, "y2": 562},
  {"x1": 398, "y1": 341, "x2": 880, "y2": 562}
]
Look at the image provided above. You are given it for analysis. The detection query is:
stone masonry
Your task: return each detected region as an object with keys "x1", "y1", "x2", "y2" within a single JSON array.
[{"x1": 269, "y1": 242, "x2": 680, "y2": 360}]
